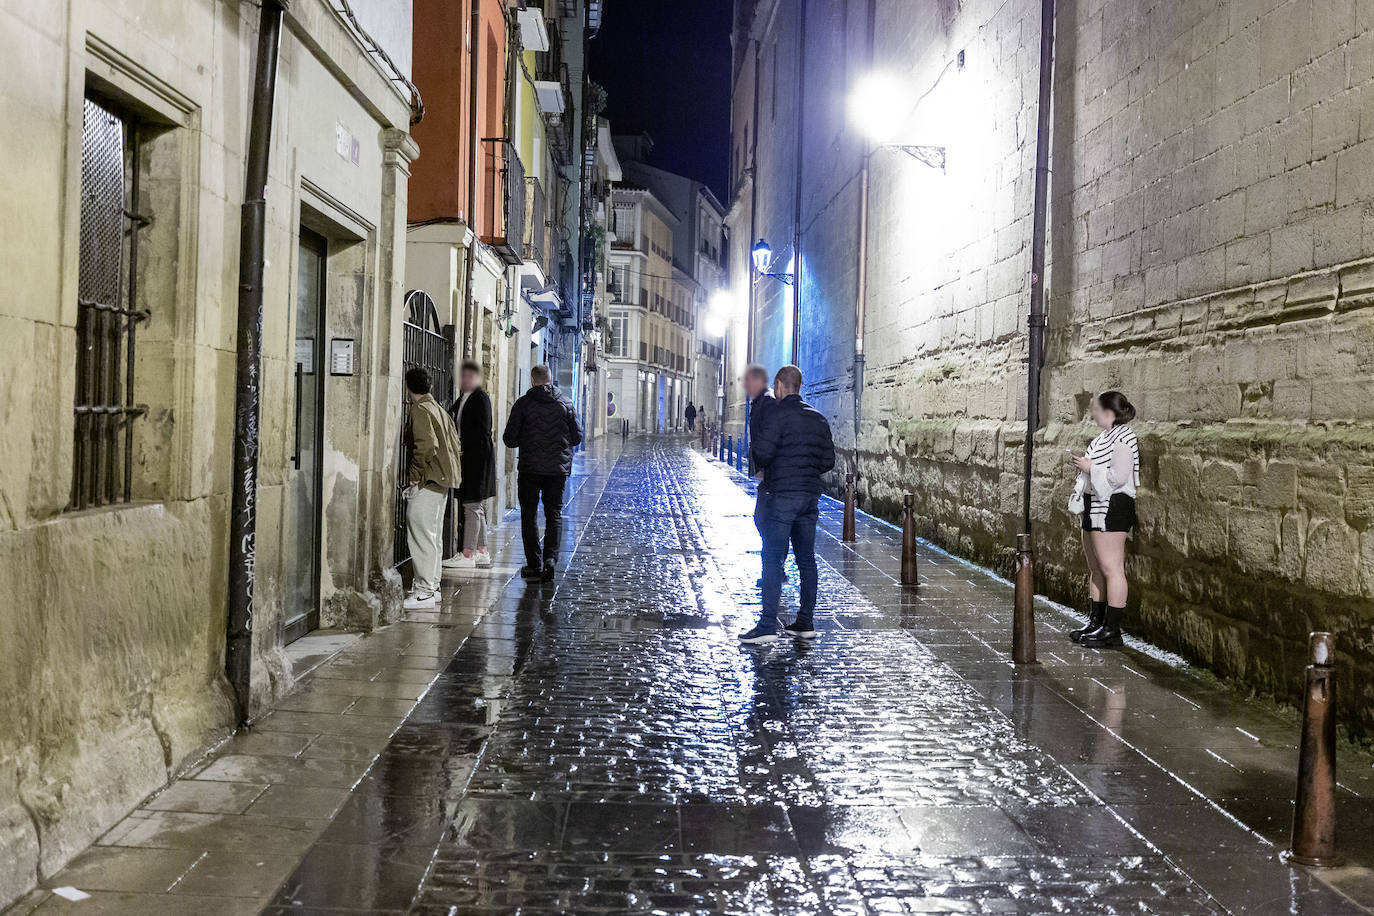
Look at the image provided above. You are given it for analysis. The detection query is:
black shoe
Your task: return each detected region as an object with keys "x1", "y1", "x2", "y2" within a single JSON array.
[
  {"x1": 1081, "y1": 606, "x2": 1125, "y2": 649},
  {"x1": 519, "y1": 565, "x2": 542, "y2": 579},
  {"x1": 738, "y1": 625, "x2": 779, "y2": 644},
  {"x1": 782, "y1": 620, "x2": 817, "y2": 639},
  {"x1": 541, "y1": 561, "x2": 556, "y2": 582},
  {"x1": 1070, "y1": 602, "x2": 1106, "y2": 643}
]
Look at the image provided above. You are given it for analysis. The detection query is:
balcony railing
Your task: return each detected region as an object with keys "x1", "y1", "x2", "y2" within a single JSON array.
[
  {"x1": 480, "y1": 138, "x2": 525, "y2": 266},
  {"x1": 524, "y1": 176, "x2": 548, "y2": 273}
]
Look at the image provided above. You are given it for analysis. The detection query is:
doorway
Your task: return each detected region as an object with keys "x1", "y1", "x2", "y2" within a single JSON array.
[{"x1": 284, "y1": 227, "x2": 327, "y2": 644}]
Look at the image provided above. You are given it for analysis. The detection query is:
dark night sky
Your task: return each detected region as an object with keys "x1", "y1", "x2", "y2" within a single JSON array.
[{"x1": 589, "y1": 0, "x2": 734, "y2": 200}]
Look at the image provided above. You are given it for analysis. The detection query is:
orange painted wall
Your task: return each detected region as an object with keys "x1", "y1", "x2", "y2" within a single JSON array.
[{"x1": 408, "y1": 0, "x2": 507, "y2": 231}]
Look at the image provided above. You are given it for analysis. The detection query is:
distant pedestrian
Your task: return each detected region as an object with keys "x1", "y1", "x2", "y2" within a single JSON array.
[
  {"x1": 503, "y1": 365, "x2": 583, "y2": 581},
  {"x1": 1068, "y1": 390, "x2": 1140, "y2": 649},
  {"x1": 403, "y1": 368, "x2": 463, "y2": 609},
  {"x1": 443, "y1": 360, "x2": 496, "y2": 571},
  {"x1": 685, "y1": 401, "x2": 697, "y2": 431},
  {"x1": 740, "y1": 365, "x2": 835, "y2": 644}
]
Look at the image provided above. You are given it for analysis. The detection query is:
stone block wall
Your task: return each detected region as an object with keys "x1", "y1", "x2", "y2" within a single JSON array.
[{"x1": 731, "y1": 0, "x2": 1374, "y2": 732}]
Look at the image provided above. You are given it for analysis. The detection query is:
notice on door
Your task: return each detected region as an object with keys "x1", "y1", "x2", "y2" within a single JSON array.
[
  {"x1": 330, "y1": 338, "x2": 355, "y2": 376},
  {"x1": 295, "y1": 338, "x2": 314, "y2": 374}
]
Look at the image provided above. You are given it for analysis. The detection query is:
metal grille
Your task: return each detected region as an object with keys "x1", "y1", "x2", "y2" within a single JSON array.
[
  {"x1": 72, "y1": 97, "x2": 149, "y2": 511},
  {"x1": 394, "y1": 290, "x2": 457, "y2": 567}
]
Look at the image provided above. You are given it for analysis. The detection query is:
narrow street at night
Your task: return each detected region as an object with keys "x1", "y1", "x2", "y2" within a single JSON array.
[{"x1": 10, "y1": 440, "x2": 1372, "y2": 915}]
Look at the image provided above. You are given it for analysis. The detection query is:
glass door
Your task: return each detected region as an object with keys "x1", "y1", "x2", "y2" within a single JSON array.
[{"x1": 283, "y1": 227, "x2": 326, "y2": 644}]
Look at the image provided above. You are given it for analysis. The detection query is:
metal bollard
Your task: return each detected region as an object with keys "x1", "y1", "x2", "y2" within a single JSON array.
[
  {"x1": 900, "y1": 494, "x2": 918, "y2": 587},
  {"x1": 1289, "y1": 632, "x2": 1339, "y2": 866},
  {"x1": 842, "y1": 472, "x2": 857, "y2": 542},
  {"x1": 727, "y1": 435, "x2": 733, "y2": 466},
  {"x1": 1012, "y1": 533, "x2": 1037, "y2": 665}
]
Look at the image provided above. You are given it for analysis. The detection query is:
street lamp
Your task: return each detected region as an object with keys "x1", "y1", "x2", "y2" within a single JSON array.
[{"x1": 751, "y1": 238, "x2": 793, "y2": 285}]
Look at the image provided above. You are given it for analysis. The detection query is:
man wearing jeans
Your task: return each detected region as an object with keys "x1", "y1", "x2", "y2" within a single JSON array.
[
  {"x1": 503, "y1": 365, "x2": 582, "y2": 581},
  {"x1": 443, "y1": 361, "x2": 496, "y2": 570},
  {"x1": 403, "y1": 368, "x2": 462, "y2": 609},
  {"x1": 739, "y1": 364, "x2": 835, "y2": 644}
]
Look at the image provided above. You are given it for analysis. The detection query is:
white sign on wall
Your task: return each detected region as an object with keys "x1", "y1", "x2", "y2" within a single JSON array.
[{"x1": 335, "y1": 122, "x2": 360, "y2": 166}]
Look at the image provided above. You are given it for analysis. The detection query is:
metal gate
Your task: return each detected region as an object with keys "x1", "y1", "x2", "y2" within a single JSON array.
[{"x1": 395, "y1": 289, "x2": 458, "y2": 568}]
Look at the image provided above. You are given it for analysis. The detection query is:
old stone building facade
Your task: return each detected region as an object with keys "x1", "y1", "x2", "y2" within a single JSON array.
[
  {"x1": 728, "y1": 0, "x2": 1374, "y2": 729},
  {"x1": 0, "y1": 0, "x2": 416, "y2": 906}
]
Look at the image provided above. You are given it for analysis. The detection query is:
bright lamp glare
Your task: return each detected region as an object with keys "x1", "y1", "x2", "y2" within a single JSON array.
[
  {"x1": 849, "y1": 71, "x2": 908, "y2": 144},
  {"x1": 751, "y1": 238, "x2": 772, "y2": 273},
  {"x1": 702, "y1": 313, "x2": 727, "y2": 338},
  {"x1": 709, "y1": 290, "x2": 734, "y2": 316}
]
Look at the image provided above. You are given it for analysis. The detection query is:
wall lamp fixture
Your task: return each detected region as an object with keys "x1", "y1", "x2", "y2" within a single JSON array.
[{"x1": 751, "y1": 238, "x2": 794, "y2": 286}]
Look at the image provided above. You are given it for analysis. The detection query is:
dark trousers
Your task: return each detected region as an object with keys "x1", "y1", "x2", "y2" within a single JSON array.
[
  {"x1": 517, "y1": 472, "x2": 567, "y2": 568},
  {"x1": 757, "y1": 490, "x2": 819, "y2": 630}
]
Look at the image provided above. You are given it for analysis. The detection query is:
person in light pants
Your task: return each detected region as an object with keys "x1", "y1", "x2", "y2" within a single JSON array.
[{"x1": 403, "y1": 367, "x2": 463, "y2": 609}]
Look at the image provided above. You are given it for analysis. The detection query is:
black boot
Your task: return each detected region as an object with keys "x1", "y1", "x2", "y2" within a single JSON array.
[
  {"x1": 1070, "y1": 601, "x2": 1106, "y2": 643},
  {"x1": 1081, "y1": 605, "x2": 1125, "y2": 649}
]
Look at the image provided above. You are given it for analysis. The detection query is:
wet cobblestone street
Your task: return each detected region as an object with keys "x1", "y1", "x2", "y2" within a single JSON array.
[{"x1": 13, "y1": 438, "x2": 1374, "y2": 915}]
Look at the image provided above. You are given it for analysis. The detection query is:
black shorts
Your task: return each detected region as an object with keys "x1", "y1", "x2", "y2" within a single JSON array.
[{"x1": 1082, "y1": 493, "x2": 1136, "y2": 533}]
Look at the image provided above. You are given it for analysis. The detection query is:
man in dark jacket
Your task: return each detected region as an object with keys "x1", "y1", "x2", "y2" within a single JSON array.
[
  {"x1": 503, "y1": 365, "x2": 583, "y2": 581},
  {"x1": 744, "y1": 364, "x2": 775, "y2": 479},
  {"x1": 685, "y1": 401, "x2": 697, "y2": 431},
  {"x1": 740, "y1": 364, "x2": 835, "y2": 644},
  {"x1": 443, "y1": 361, "x2": 496, "y2": 571}
]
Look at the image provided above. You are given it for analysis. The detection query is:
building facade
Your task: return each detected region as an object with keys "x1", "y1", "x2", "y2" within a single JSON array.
[
  {"x1": 727, "y1": 0, "x2": 1374, "y2": 731},
  {"x1": 0, "y1": 0, "x2": 417, "y2": 906}
]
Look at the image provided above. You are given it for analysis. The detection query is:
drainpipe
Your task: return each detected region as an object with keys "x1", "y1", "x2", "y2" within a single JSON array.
[
  {"x1": 461, "y1": 0, "x2": 482, "y2": 360},
  {"x1": 744, "y1": 37, "x2": 761, "y2": 443},
  {"x1": 852, "y1": 0, "x2": 876, "y2": 467},
  {"x1": 226, "y1": 0, "x2": 287, "y2": 724},
  {"x1": 1023, "y1": 0, "x2": 1055, "y2": 535},
  {"x1": 789, "y1": 0, "x2": 808, "y2": 365}
]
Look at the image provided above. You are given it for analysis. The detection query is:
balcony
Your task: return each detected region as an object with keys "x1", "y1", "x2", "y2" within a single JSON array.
[
  {"x1": 523, "y1": 176, "x2": 548, "y2": 275},
  {"x1": 480, "y1": 139, "x2": 525, "y2": 266}
]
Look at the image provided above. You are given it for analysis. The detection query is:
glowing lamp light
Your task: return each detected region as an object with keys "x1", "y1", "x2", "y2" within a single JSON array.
[
  {"x1": 849, "y1": 71, "x2": 909, "y2": 145},
  {"x1": 702, "y1": 312, "x2": 727, "y2": 339},
  {"x1": 751, "y1": 238, "x2": 772, "y2": 274}
]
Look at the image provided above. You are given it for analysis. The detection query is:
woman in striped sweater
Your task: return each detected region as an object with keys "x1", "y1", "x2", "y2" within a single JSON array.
[{"x1": 1068, "y1": 391, "x2": 1139, "y2": 649}]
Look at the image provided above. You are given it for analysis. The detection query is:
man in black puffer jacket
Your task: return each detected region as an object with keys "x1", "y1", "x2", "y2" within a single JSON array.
[
  {"x1": 740, "y1": 364, "x2": 835, "y2": 644},
  {"x1": 503, "y1": 365, "x2": 583, "y2": 581}
]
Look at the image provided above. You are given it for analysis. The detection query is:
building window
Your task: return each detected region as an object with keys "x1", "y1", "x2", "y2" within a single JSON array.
[
  {"x1": 71, "y1": 95, "x2": 150, "y2": 511},
  {"x1": 607, "y1": 311, "x2": 629, "y2": 357}
]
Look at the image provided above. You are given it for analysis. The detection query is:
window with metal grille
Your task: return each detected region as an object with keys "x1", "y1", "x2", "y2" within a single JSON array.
[{"x1": 71, "y1": 95, "x2": 150, "y2": 510}]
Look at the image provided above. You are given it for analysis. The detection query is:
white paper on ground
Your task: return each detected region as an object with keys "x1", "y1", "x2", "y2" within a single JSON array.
[{"x1": 52, "y1": 887, "x2": 91, "y2": 901}]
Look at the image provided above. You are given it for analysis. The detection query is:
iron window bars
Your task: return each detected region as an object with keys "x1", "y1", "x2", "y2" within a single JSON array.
[{"x1": 72, "y1": 96, "x2": 150, "y2": 510}]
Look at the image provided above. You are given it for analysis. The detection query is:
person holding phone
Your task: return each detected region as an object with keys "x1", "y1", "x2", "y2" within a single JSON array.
[{"x1": 1067, "y1": 391, "x2": 1139, "y2": 649}]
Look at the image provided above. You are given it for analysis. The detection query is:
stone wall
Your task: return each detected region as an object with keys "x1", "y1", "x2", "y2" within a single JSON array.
[
  {"x1": 729, "y1": 0, "x2": 1374, "y2": 732},
  {"x1": 0, "y1": 0, "x2": 415, "y2": 907}
]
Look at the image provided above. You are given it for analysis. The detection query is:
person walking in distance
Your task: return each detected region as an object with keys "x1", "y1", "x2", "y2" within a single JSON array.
[
  {"x1": 1068, "y1": 391, "x2": 1140, "y2": 649},
  {"x1": 740, "y1": 365, "x2": 835, "y2": 643},
  {"x1": 403, "y1": 368, "x2": 462, "y2": 609},
  {"x1": 442, "y1": 361, "x2": 496, "y2": 571},
  {"x1": 503, "y1": 365, "x2": 583, "y2": 581},
  {"x1": 685, "y1": 401, "x2": 697, "y2": 432}
]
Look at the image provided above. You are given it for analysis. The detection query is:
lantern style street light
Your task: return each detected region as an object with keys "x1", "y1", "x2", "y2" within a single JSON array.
[{"x1": 751, "y1": 238, "x2": 794, "y2": 285}]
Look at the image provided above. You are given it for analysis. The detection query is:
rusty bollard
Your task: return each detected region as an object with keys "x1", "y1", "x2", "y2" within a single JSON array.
[
  {"x1": 1012, "y1": 533, "x2": 1037, "y2": 665},
  {"x1": 900, "y1": 495, "x2": 919, "y2": 587},
  {"x1": 1289, "y1": 632, "x2": 1339, "y2": 866},
  {"x1": 842, "y1": 473, "x2": 857, "y2": 542}
]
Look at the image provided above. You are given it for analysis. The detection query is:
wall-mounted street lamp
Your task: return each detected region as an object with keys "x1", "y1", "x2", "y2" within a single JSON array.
[{"x1": 751, "y1": 238, "x2": 794, "y2": 286}]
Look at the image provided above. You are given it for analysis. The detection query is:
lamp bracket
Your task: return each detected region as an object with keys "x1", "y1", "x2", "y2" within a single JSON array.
[{"x1": 892, "y1": 144, "x2": 947, "y2": 172}]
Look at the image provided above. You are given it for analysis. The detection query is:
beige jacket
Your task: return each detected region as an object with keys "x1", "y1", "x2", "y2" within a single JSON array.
[{"x1": 408, "y1": 394, "x2": 462, "y2": 493}]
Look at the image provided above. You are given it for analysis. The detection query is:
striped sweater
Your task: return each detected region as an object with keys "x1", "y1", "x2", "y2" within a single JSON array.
[{"x1": 1087, "y1": 424, "x2": 1139, "y2": 506}]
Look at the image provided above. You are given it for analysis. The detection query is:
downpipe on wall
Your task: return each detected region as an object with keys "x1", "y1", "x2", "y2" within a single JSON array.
[
  {"x1": 1013, "y1": 0, "x2": 1055, "y2": 666},
  {"x1": 227, "y1": 0, "x2": 288, "y2": 723}
]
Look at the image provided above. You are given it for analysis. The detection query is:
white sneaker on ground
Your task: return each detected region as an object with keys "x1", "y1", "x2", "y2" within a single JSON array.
[
  {"x1": 442, "y1": 553, "x2": 476, "y2": 570},
  {"x1": 403, "y1": 591, "x2": 437, "y2": 610},
  {"x1": 474, "y1": 549, "x2": 492, "y2": 568}
]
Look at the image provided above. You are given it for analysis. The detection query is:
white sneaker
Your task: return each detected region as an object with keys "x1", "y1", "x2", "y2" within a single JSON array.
[
  {"x1": 403, "y1": 591, "x2": 437, "y2": 610},
  {"x1": 474, "y1": 549, "x2": 492, "y2": 568},
  {"x1": 442, "y1": 553, "x2": 476, "y2": 570}
]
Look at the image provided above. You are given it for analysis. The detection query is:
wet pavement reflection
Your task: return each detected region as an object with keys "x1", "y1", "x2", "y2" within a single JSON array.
[
  {"x1": 16, "y1": 438, "x2": 1372, "y2": 915},
  {"x1": 261, "y1": 438, "x2": 1372, "y2": 914}
]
